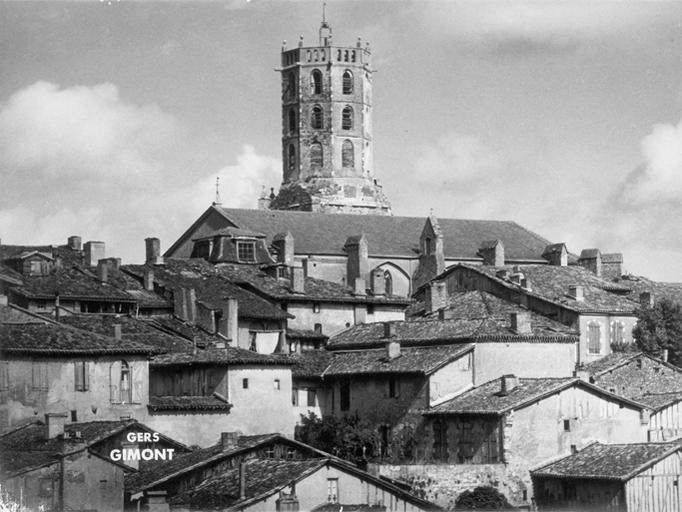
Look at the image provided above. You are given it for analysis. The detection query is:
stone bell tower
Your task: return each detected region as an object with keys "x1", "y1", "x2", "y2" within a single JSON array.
[{"x1": 268, "y1": 15, "x2": 392, "y2": 215}]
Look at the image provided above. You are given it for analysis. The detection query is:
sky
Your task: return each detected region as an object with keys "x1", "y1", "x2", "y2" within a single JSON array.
[{"x1": 1, "y1": 0, "x2": 681, "y2": 281}]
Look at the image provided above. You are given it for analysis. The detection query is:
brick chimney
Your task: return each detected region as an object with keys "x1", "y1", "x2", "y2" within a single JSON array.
[
  {"x1": 97, "y1": 259, "x2": 108, "y2": 283},
  {"x1": 386, "y1": 340, "x2": 401, "y2": 360},
  {"x1": 84, "y1": 241, "x2": 105, "y2": 267},
  {"x1": 67, "y1": 235, "x2": 82, "y2": 251},
  {"x1": 568, "y1": 285, "x2": 584, "y2": 302},
  {"x1": 145, "y1": 237, "x2": 164, "y2": 265},
  {"x1": 424, "y1": 282, "x2": 447, "y2": 313},
  {"x1": 272, "y1": 232, "x2": 295, "y2": 266},
  {"x1": 290, "y1": 265, "x2": 305, "y2": 294},
  {"x1": 113, "y1": 323, "x2": 122, "y2": 341},
  {"x1": 173, "y1": 288, "x2": 188, "y2": 321},
  {"x1": 221, "y1": 431, "x2": 240, "y2": 451},
  {"x1": 371, "y1": 268, "x2": 385, "y2": 296},
  {"x1": 383, "y1": 321, "x2": 396, "y2": 338},
  {"x1": 542, "y1": 243, "x2": 568, "y2": 267},
  {"x1": 45, "y1": 412, "x2": 68, "y2": 439},
  {"x1": 353, "y1": 277, "x2": 366, "y2": 296},
  {"x1": 344, "y1": 234, "x2": 369, "y2": 290},
  {"x1": 601, "y1": 253, "x2": 624, "y2": 280},
  {"x1": 143, "y1": 268, "x2": 154, "y2": 291},
  {"x1": 578, "y1": 249, "x2": 602, "y2": 277},
  {"x1": 499, "y1": 375, "x2": 518, "y2": 396},
  {"x1": 478, "y1": 240, "x2": 505, "y2": 266},
  {"x1": 219, "y1": 298, "x2": 239, "y2": 344},
  {"x1": 510, "y1": 312, "x2": 532, "y2": 334}
]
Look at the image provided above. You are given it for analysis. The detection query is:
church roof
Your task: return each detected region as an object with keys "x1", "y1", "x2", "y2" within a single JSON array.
[{"x1": 166, "y1": 206, "x2": 554, "y2": 262}]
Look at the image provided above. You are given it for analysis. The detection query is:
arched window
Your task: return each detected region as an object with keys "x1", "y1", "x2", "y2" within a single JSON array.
[
  {"x1": 384, "y1": 270, "x2": 393, "y2": 296},
  {"x1": 342, "y1": 106, "x2": 353, "y2": 130},
  {"x1": 342, "y1": 70, "x2": 353, "y2": 94},
  {"x1": 344, "y1": 50, "x2": 349, "y2": 62},
  {"x1": 311, "y1": 105, "x2": 323, "y2": 129},
  {"x1": 311, "y1": 69, "x2": 322, "y2": 94},
  {"x1": 310, "y1": 142, "x2": 323, "y2": 168},
  {"x1": 287, "y1": 144, "x2": 296, "y2": 170},
  {"x1": 288, "y1": 110, "x2": 296, "y2": 133},
  {"x1": 342, "y1": 139, "x2": 354, "y2": 168},
  {"x1": 588, "y1": 322, "x2": 601, "y2": 354}
]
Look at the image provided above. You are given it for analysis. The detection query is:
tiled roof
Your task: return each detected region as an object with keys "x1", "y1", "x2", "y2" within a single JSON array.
[
  {"x1": 583, "y1": 352, "x2": 641, "y2": 377},
  {"x1": 0, "y1": 304, "x2": 46, "y2": 324},
  {"x1": 150, "y1": 347, "x2": 294, "y2": 367},
  {"x1": 615, "y1": 275, "x2": 682, "y2": 305},
  {"x1": 459, "y1": 264, "x2": 638, "y2": 314},
  {"x1": 0, "y1": 263, "x2": 23, "y2": 284},
  {"x1": 170, "y1": 207, "x2": 554, "y2": 262},
  {"x1": 323, "y1": 345, "x2": 473, "y2": 377},
  {"x1": 313, "y1": 505, "x2": 387, "y2": 512},
  {"x1": 532, "y1": 441, "x2": 682, "y2": 481},
  {"x1": 193, "y1": 226, "x2": 267, "y2": 240},
  {"x1": 216, "y1": 263, "x2": 411, "y2": 305},
  {"x1": 287, "y1": 328, "x2": 329, "y2": 341},
  {"x1": 123, "y1": 260, "x2": 291, "y2": 319},
  {"x1": 0, "y1": 322, "x2": 160, "y2": 355},
  {"x1": 329, "y1": 310, "x2": 576, "y2": 350},
  {"x1": 287, "y1": 350, "x2": 334, "y2": 379},
  {"x1": 145, "y1": 316, "x2": 223, "y2": 350},
  {"x1": 633, "y1": 392, "x2": 682, "y2": 411},
  {"x1": 148, "y1": 395, "x2": 233, "y2": 412},
  {"x1": 427, "y1": 377, "x2": 643, "y2": 415},
  {"x1": 168, "y1": 458, "x2": 327, "y2": 508}
]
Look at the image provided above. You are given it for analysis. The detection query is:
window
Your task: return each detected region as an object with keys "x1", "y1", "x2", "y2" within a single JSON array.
[
  {"x1": 237, "y1": 241, "x2": 256, "y2": 262},
  {"x1": 288, "y1": 109, "x2": 296, "y2": 133},
  {"x1": 341, "y1": 139, "x2": 354, "y2": 168},
  {"x1": 342, "y1": 106, "x2": 353, "y2": 130},
  {"x1": 612, "y1": 321, "x2": 625, "y2": 344},
  {"x1": 388, "y1": 377, "x2": 400, "y2": 398},
  {"x1": 313, "y1": 303, "x2": 321, "y2": 313},
  {"x1": 292, "y1": 387, "x2": 298, "y2": 406},
  {"x1": 340, "y1": 380, "x2": 350, "y2": 411},
  {"x1": 425, "y1": 237, "x2": 433, "y2": 255},
  {"x1": 74, "y1": 361, "x2": 89, "y2": 391},
  {"x1": 433, "y1": 419, "x2": 448, "y2": 461},
  {"x1": 311, "y1": 69, "x2": 322, "y2": 94},
  {"x1": 311, "y1": 106, "x2": 323, "y2": 129},
  {"x1": 32, "y1": 361, "x2": 48, "y2": 391},
  {"x1": 307, "y1": 388, "x2": 316, "y2": 407},
  {"x1": 314, "y1": 323, "x2": 323, "y2": 334},
  {"x1": 287, "y1": 71, "x2": 297, "y2": 98},
  {"x1": 384, "y1": 270, "x2": 393, "y2": 296},
  {"x1": 243, "y1": 378, "x2": 249, "y2": 389},
  {"x1": 287, "y1": 144, "x2": 296, "y2": 170},
  {"x1": 563, "y1": 419, "x2": 571, "y2": 432},
  {"x1": 327, "y1": 478, "x2": 339, "y2": 503},
  {"x1": 71, "y1": 410, "x2": 78, "y2": 422},
  {"x1": 274, "y1": 379, "x2": 281, "y2": 390},
  {"x1": 342, "y1": 70, "x2": 353, "y2": 94},
  {"x1": 0, "y1": 362, "x2": 8, "y2": 391},
  {"x1": 588, "y1": 322, "x2": 601, "y2": 354},
  {"x1": 120, "y1": 361, "x2": 132, "y2": 403}
]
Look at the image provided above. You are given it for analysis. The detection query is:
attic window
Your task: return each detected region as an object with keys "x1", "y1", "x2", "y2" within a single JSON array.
[
  {"x1": 242, "y1": 378, "x2": 249, "y2": 389},
  {"x1": 237, "y1": 242, "x2": 256, "y2": 262}
]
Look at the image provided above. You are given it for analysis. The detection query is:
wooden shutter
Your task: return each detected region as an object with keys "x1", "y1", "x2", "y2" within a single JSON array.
[
  {"x1": 131, "y1": 364, "x2": 142, "y2": 404},
  {"x1": 74, "y1": 362, "x2": 83, "y2": 391},
  {"x1": 0, "y1": 361, "x2": 8, "y2": 390},
  {"x1": 109, "y1": 361, "x2": 121, "y2": 403}
]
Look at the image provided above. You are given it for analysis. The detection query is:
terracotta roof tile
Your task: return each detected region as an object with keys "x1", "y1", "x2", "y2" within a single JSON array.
[
  {"x1": 148, "y1": 395, "x2": 233, "y2": 412},
  {"x1": 287, "y1": 350, "x2": 334, "y2": 378},
  {"x1": 150, "y1": 347, "x2": 294, "y2": 367}
]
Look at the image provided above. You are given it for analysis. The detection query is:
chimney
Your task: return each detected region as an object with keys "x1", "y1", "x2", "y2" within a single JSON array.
[
  {"x1": 371, "y1": 268, "x2": 385, "y2": 296},
  {"x1": 663, "y1": 349, "x2": 669, "y2": 362},
  {"x1": 145, "y1": 490, "x2": 170, "y2": 512},
  {"x1": 239, "y1": 462, "x2": 247, "y2": 500},
  {"x1": 344, "y1": 234, "x2": 369, "y2": 290},
  {"x1": 383, "y1": 321, "x2": 396, "y2": 338},
  {"x1": 276, "y1": 493, "x2": 300, "y2": 512},
  {"x1": 568, "y1": 285, "x2": 584, "y2": 302},
  {"x1": 290, "y1": 265, "x2": 305, "y2": 294},
  {"x1": 219, "y1": 298, "x2": 239, "y2": 344},
  {"x1": 520, "y1": 277, "x2": 531, "y2": 291},
  {"x1": 272, "y1": 232, "x2": 295, "y2": 266},
  {"x1": 145, "y1": 237, "x2": 164, "y2": 265},
  {"x1": 542, "y1": 243, "x2": 568, "y2": 267},
  {"x1": 413, "y1": 215, "x2": 445, "y2": 290},
  {"x1": 478, "y1": 240, "x2": 505, "y2": 266},
  {"x1": 221, "y1": 431, "x2": 240, "y2": 451},
  {"x1": 424, "y1": 282, "x2": 447, "y2": 313},
  {"x1": 143, "y1": 268, "x2": 154, "y2": 291},
  {"x1": 601, "y1": 253, "x2": 624, "y2": 280},
  {"x1": 173, "y1": 288, "x2": 188, "y2": 321},
  {"x1": 639, "y1": 291, "x2": 654, "y2": 308},
  {"x1": 509, "y1": 272, "x2": 524, "y2": 285},
  {"x1": 113, "y1": 323, "x2": 122, "y2": 341},
  {"x1": 67, "y1": 235, "x2": 82, "y2": 251},
  {"x1": 510, "y1": 312, "x2": 532, "y2": 335},
  {"x1": 83, "y1": 241, "x2": 105, "y2": 267},
  {"x1": 97, "y1": 260, "x2": 108, "y2": 283},
  {"x1": 353, "y1": 277, "x2": 366, "y2": 296},
  {"x1": 496, "y1": 269, "x2": 510, "y2": 280},
  {"x1": 578, "y1": 249, "x2": 602, "y2": 277},
  {"x1": 45, "y1": 412, "x2": 68, "y2": 439},
  {"x1": 499, "y1": 375, "x2": 519, "y2": 396},
  {"x1": 570, "y1": 445, "x2": 578, "y2": 455},
  {"x1": 185, "y1": 288, "x2": 197, "y2": 325},
  {"x1": 386, "y1": 340, "x2": 401, "y2": 360}
]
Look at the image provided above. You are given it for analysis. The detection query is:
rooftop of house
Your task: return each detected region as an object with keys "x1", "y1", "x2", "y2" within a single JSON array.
[
  {"x1": 148, "y1": 395, "x2": 234, "y2": 412},
  {"x1": 322, "y1": 344, "x2": 474, "y2": 377},
  {"x1": 531, "y1": 441, "x2": 682, "y2": 481},
  {"x1": 452, "y1": 263, "x2": 638, "y2": 315},
  {"x1": 0, "y1": 321, "x2": 160, "y2": 356},
  {"x1": 287, "y1": 350, "x2": 334, "y2": 379},
  {"x1": 329, "y1": 309, "x2": 576, "y2": 350},
  {"x1": 0, "y1": 304, "x2": 46, "y2": 324},
  {"x1": 614, "y1": 275, "x2": 682, "y2": 305},
  {"x1": 215, "y1": 262, "x2": 412, "y2": 305},
  {"x1": 123, "y1": 259, "x2": 291, "y2": 319},
  {"x1": 168, "y1": 206, "x2": 555, "y2": 263},
  {"x1": 0, "y1": 243, "x2": 84, "y2": 267},
  {"x1": 0, "y1": 263, "x2": 23, "y2": 284},
  {"x1": 426, "y1": 377, "x2": 643, "y2": 416},
  {"x1": 150, "y1": 346, "x2": 295, "y2": 367}
]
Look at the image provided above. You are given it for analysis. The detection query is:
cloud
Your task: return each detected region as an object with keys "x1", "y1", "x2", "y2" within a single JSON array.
[{"x1": 0, "y1": 81, "x2": 280, "y2": 263}]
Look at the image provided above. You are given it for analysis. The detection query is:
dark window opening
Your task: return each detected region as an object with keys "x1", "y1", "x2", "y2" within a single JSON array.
[
  {"x1": 242, "y1": 378, "x2": 249, "y2": 389},
  {"x1": 314, "y1": 323, "x2": 323, "y2": 334},
  {"x1": 307, "y1": 388, "x2": 316, "y2": 407},
  {"x1": 563, "y1": 419, "x2": 571, "y2": 432},
  {"x1": 288, "y1": 110, "x2": 296, "y2": 133},
  {"x1": 237, "y1": 241, "x2": 256, "y2": 262},
  {"x1": 311, "y1": 106, "x2": 323, "y2": 129},
  {"x1": 588, "y1": 323, "x2": 601, "y2": 354},
  {"x1": 342, "y1": 70, "x2": 353, "y2": 94},
  {"x1": 311, "y1": 70, "x2": 322, "y2": 94},
  {"x1": 340, "y1": 380, "x2": 350, "y2": 411},
  {"x1": 388, "y1": 377, "x2": 400, "y2": 398},
  {"x1": 287, "y1": 144, "x2": 296, "y2": 170},
  {"x1": 342, "y1": 106, "x2": 353, "y2": 130},
  {"x1": 433, "y1": 419, "x2": 448, "y2": 461},
  {"x1": 71, "y1": 410, "x2": 78, "y2": 422},
  {"x1": 384, "y1": 270, "x2": 393, "y2": 296}
]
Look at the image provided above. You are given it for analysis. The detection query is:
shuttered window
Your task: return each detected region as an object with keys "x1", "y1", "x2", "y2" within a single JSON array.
[
  {"x1": 433, "y1": 419, "x2": 448, "y2": 461},
  {"x1": 342, "y1": 106, "x2": 353, "y2": 130},
  {"x1": 74, "y1": 361, "x2": 89, "y2": 391},
  {"x1": 588, "y1": 323, "x2": 601, "y2": 354},
  {"x1": 32, "y1": 361, "x2": 48, "y2": 390}
]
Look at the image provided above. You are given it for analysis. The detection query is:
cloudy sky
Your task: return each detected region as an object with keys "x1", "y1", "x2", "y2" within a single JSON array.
[{"x1": 1, "y1": 0, "x2": 681, "y2": 281}]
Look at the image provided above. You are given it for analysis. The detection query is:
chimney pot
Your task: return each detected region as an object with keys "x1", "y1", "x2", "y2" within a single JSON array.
[
  {"x1": 371, "y1": 268, "x2": 385, "y2": 296},
  {"x1": 499, "y1": 374, "x2": 519, "y2": 395},
  {"x1": 272, "y1": 232, "x2": 295, "y2": 266},
  {"x1": 221, "y1": 431, "x2": 240, "y2": 450},
  {"x1": 386, "y1": 339, "x2": 401, "y2": 359},
  {"x1": 239, "y1": 461, "x2": 247, "y2": 500},
  {"x1": 113, "y1": 323, "x2": 122, "y2": 341},
  {"x1": 145, "y1": 237, "x2": 164, "y2": 265},
  {"x1": 344, "y1": 234, "x2": 369, "y2": 291},
  {"x1": 511, "y1": 312, "x2": 532, "y2": 335},
  {"x1": 568, "y1": 285, "x2": 584, "y2": 301},
  {"x1": 97, "y1": 259, "x2": 108, "y2": 283},
  {"x1": 67, "y1": 236, "x2": 82, "y2": 251},
  {"x1": 143, "y1": 268, "x2": 154, "y2": 291},
  {"x1": 84, "y1": 241, "x2": 105, "y2": 267},
  {"x1": 219, "y1": 298, "x2": 239, "y2": 345},
  {"x1": 353, "y1": 277, "x2": 366, "y2": 296},
  {"x1": 45, "y1": 412, "x2": 68, "y2": 439},
  {"x1": 663, "y1": 349, "x2": 669, "y2": 362},
  {"x1": 290, "y1": 266, "x2": 305, "y2": 294},
  {"x1": 424, "y1": 282, "x2": 447, "y2": 313}
]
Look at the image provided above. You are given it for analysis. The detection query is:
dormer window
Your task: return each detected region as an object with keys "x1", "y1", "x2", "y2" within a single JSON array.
[{"x1": 237, "y1": 241, "x2": 256, "y2": 262}]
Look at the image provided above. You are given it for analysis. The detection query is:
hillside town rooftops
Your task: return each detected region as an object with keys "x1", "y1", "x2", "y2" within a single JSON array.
[
  {"x1": 531, "y1": 441, "x2": 682, "y2": 481},
  {"x1": 150, "y1": 346, "x2": 295, "y2": 367},
  {"x1": 322, "y1": 345, "x2": 474, "y2": 377}
]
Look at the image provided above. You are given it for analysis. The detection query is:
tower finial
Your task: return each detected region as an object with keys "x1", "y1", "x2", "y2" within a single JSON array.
[
  {"x1": 322, "y1": 1, "x2": 326, "y2": 24},
  {"x1": 319, "y1": 1, "x2": 331, "y2": 45},
  {"x1": 213, "y1": 176, "x2": 222, "y2": 206}
]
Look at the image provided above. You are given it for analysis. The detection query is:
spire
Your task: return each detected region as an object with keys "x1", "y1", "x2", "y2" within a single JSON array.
[
  {"x1": 213, "y1": 176, "x2": 222, "y2": 206},
  {"x1": 319, "y1": 1, "x2": 332, "y2": 46}
]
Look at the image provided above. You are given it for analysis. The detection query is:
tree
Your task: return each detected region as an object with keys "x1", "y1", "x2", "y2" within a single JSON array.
[
  {"x1": 454, "y1": 486, "x2": 514, "y2": 510},
  {"x1": 633, "y1": 298, "x2": 682, "y2": 366}
]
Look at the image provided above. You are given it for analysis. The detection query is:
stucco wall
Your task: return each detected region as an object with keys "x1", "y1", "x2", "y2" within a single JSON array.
[
  {"x1": 146, "y1": 410, "x2": 236, "y2": 447},
  {"x1": 288, "y1": 303, "x2": 405, "y2": 338},
  {"x1": 428, "y1": 355, "x2": 473, "y2": 406}
]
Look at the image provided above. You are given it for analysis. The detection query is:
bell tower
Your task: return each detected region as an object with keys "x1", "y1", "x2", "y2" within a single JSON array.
[{"x1": 270, "y1": 15, "x2": 392, "y2": 215}]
